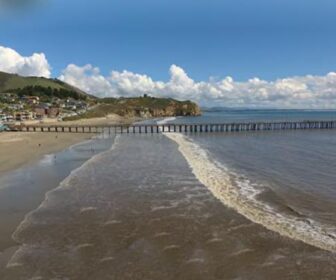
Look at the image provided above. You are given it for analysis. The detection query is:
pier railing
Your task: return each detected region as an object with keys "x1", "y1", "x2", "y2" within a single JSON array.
[{"x1": 13, "y1": 120, "x2": 336, "y2": 134}]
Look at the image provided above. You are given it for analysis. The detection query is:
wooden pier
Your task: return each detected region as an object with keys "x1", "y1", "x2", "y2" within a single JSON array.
[{"x1": 14, "y1": 120, "x2": 336, "y2": 134}]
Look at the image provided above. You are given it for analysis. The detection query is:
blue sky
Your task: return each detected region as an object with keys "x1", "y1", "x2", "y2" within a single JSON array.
[
  {"x1": 1, "y1": 0, "x2": 336, "y2": 108},
  {"x1": 1, "y1": 0, "x2": 336, "y2": 81}
]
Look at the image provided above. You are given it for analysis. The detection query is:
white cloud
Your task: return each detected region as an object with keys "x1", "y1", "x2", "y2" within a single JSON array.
[
  {"x1": 3, "y1": 45, "x2": 336, "y2": 108},
  {"x1": 59, "y1": 63, "x2": 336, "y2": 109},
  {"x1": 0, "y1": 46, "x2": 51, "y2": 78},
  {"x1": 110, "y1": 70, "x2": 158, "y2": 96},
  {"x1": 58, "y1": 64, "x2": 114, "y2": 96}
]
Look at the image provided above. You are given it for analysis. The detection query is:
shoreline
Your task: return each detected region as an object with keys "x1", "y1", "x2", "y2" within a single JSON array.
[
  {"x1": 0, "y1": 133, "x2": 115, "y2": 274},
  {"x1": 0, "y1": 115, "x2": 146, "y2": 274},
  {"x1": 0, "y1": 131, "x2": 95, "y2": 268},
  {"x1": 0, "y1": 115, "x2": 136, "y2": 271},
  {"x1": 0, "y1": 132, "x2": 94, "y2": 176},
  {"x1": 0, "y1": 114, "x2": 140, "y2": 176}
]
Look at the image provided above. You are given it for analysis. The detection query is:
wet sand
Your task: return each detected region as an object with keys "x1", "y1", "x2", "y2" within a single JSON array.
[
  {"x1": 0, "y1": 136, "x2": 114, "y2": 277},
  {"x1": 3, "y1": 134, "x2": 336, "y2": 279},
  {"x1": 61, "y1": 114, "x2": 141, "y2": 126},
  {"x1": 0, "y1": 132, "x2": 93, "y2": 175}
]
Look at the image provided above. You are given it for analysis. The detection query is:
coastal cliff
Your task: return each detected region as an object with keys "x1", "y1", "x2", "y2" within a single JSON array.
[
  {"x1": 108, "y1": 97, "x2": 201, "y2": 118},
  {"x1": 65, "y1": 96, "x2": 201, "y2": 121}
]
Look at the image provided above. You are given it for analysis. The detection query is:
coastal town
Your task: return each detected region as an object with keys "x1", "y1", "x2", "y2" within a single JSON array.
[
  {"x1": 0, "y1": 92, "x2": 90, "y2": 123},
  {"x1": 0, "y1": 71, "x2": 201, "y2": 132}
]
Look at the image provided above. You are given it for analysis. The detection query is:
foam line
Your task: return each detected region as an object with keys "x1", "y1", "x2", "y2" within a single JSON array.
[
  {"x1": 157, "y1": 117, "x2": 177, "y2": 125},
  {"x1": 164, "y1": 132, "x2": 336, "y2": 252}
]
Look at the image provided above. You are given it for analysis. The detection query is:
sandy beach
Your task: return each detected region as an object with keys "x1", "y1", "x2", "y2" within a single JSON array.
[
  {"x1": 62, "y1": 114, "x2": 139, "y2": 126},
  {"x1": 0, "y1": 132, "x2": 93, "y2": 176},
  {"x1": 22, "y1": 113, "x2": 139, "y2": 126},
  {"x1": 0, "y1": 114, "x2": 139, "y2": 175}
]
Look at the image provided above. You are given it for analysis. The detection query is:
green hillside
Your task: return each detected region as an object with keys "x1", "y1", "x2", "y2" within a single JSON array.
[
  {"x1": 65, "y1": 96, "x2": 202, "y2": 120},
  {"x1": 0, "y1": 71, "x2": 93, "y2": 100}
]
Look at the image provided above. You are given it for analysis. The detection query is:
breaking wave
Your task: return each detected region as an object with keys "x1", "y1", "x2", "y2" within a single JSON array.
[
  {"x1": 157, "y1": 117, "x2": 177, "y2": 125},
  {"x1": 164, "y1": 132, "x2": 336, "y2": 252}
]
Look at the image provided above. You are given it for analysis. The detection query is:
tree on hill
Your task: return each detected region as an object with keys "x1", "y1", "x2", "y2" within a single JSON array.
[{"x1": 9, "y1": 85, "x2": 88, "y2": 101}]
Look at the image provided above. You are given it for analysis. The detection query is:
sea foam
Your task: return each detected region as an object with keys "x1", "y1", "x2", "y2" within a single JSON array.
[
  {"x1": 157, "y1": 117, "x2": 177, "y2": 125},
  {"x1": 164, "y1": 132, "x2": 336, "y2": 252}
]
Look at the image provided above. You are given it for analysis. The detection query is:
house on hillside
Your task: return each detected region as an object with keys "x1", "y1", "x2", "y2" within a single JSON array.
[
  {"x1": 34, "y1": 104, "x2": 61, "y2": 119},
  {"x1": 14, "y1": 111, "x2": 35, "y2": 121},
  {"x1": 7, "y1": 103, "x2": 24, "y2": 111},
  {"x1": 48, "y1": 107, "x2": 61, "y2": 118},
  {"x1": 0, "y1": 113, "x2": 14, "y2": 122},
  {"x1": 0, "y1": 113, "x2": 7, "y2": 121},
  {"x1": 0, "y1": 93, "x2": 17, "y2": 103},
  {"x1": 64, "y1": 99, "x2": 88, "y2": 111},
  {"x1": 22, "y1": 96, "x2": 40, "y2": 105}
]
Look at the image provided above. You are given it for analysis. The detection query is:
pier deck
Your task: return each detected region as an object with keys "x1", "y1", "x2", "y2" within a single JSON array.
[{"x1": 12, "y1": 120, "x2": 336, "y2": 134}]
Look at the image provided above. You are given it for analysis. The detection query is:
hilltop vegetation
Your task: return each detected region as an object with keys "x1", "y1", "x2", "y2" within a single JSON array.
[
  {"x1": 10, "y1": 85, "x2": 88, "y2": 102},
  {"x1": 0, "y1": 71, "x2": 92, "y2": 101}
]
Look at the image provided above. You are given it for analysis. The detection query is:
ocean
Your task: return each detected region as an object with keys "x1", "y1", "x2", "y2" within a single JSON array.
[{"x1": 2, "y1": 109, "x2": 336, "y2": 279}]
